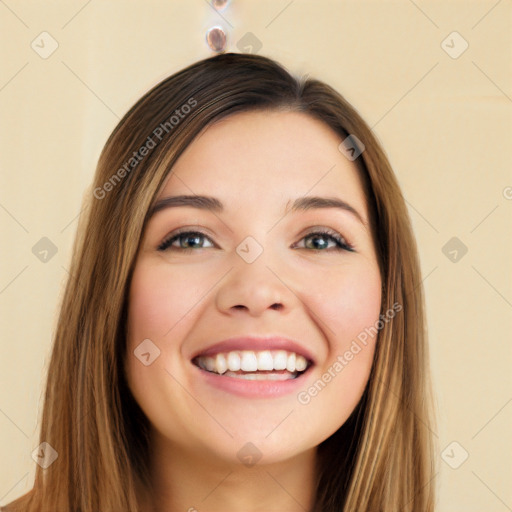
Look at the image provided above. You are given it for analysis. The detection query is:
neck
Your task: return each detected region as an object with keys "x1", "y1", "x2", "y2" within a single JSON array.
[{"x1": 145, "y1": 429, "x2": 317, "y2": 512}]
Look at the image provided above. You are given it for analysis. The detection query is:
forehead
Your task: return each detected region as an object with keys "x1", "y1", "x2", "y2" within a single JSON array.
[{"x1": 157, "y1": 110, "x2": 368, "y2": 219}]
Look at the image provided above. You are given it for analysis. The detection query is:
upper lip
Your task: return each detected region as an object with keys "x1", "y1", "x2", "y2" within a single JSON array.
[{"x1": 191, "y1": 335, "x2": 316, "y2": 365}]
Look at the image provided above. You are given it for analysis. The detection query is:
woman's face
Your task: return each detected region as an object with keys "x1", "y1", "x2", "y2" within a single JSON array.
[{"x1": 125, "y1": 110, "x2": 382, "y2": 466}]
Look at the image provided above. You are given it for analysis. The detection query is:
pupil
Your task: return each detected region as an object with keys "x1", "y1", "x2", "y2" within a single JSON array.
[
  {"x1": 184, "y1": 235, "x2": 201, "y2": 248},
  {"x1": 310, "y1": 235, "x2": 327, "y2": 249}
]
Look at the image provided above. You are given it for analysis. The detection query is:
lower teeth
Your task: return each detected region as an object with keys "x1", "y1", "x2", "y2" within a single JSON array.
[{"x1": 220, "y1": 370, "x2": 298, "y2": 381}]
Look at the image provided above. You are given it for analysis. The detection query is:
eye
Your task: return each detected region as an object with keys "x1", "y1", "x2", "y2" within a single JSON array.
[
  {"x1": 157, "y1": 227, "x2": 354, "y2": 253},
  {"x1": 157, "y1": 230, "x2": 215, "y2": 252},
  {"x1": 294, "y1": 228, "x2": 355, "y2": 252}
]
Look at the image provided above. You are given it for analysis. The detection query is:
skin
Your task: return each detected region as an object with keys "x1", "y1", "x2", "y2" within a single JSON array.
[{"x1": 125, "y1": 110, "x2": 382, "y2": 512}]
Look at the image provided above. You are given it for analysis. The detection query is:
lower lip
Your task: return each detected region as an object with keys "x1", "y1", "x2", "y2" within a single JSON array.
[{"x1": 191, "y1": 363, "x2": 314, "y2": 398}]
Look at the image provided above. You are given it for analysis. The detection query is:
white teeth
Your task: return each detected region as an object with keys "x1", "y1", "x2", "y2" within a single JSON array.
[
  {"x1": 205, "y1": 357, "x2": 215, "y2": 372},
  {"x1": 215, "y1": 353, "x2": 227, "y2": 374},
  {"x1": 295, "y1": 355, "x2": 307, "y2": 372},
  {"x1": 286, "y1": 352, "x2": 296, "y2": 372},
  {"x1": 195, "y1": 349, "x2": 311, "y2": 376},
  {"x1": 240, "y1": 351, "x2": 258, "y2": 372},
  {"x1": 257, "y1": 351, "x2": 274, "y2": 371},
  {"x1": 224, "y1": 371, "x2": 294, "y2": 381},
  {"x1": 273, "y1": 350, "x2": 288, "y2": 370},
  {"x1": 227, "y1": 352, "x2": 241, "y2": 371}
]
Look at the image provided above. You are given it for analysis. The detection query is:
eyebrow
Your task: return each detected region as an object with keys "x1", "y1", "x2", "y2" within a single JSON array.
[{"x1": 147, "y1": 194, "x2": 366, "y2": 225}]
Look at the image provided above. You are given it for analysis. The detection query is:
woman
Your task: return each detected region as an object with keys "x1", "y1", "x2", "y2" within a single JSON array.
[{"x1": 3, "y1": 52, "x2": 436, "y2": 511}]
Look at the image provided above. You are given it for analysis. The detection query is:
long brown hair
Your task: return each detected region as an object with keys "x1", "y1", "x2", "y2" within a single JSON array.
[{"x1": 3, "y1": 52, "x2": 436, "y2": 512}]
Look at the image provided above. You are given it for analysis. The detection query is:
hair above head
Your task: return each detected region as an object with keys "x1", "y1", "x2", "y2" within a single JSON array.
[{"x1": 3, "y1": 52, "x2": 436, "y2": 512}]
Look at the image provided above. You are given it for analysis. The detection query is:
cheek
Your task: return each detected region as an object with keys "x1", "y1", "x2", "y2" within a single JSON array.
[
  {"x1": 125, "y1": 262, "x2": 202, "y2": 405},
  {"x1": 127, "y1": 261, "x2": 208, "y2": 345},
  {"x1": 293, "y1": 264, "x2": 381, "y2": 443},
  {"x1": 308, "y1": 262, "x2": 382, "y2": 345},
  {"x1": 125, "y1": 261, "x2": 209, "y2": 443}
]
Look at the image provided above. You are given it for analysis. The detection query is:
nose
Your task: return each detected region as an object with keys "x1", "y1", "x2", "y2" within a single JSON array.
[{"x1": 215, "y1": 255, "x2": 292, "y2": 317}]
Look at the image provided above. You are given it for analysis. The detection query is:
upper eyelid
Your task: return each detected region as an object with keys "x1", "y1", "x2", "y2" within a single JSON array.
[{"x1": 160, "y1": 227, "x2": 215, "y2": 244}]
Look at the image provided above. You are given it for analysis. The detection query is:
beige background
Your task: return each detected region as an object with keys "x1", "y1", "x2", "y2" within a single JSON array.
[{"x1": 1, "y1": 1, "x2": 511, "y2": 510}]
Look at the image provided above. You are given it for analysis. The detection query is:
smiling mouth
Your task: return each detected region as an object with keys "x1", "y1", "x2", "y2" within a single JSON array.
[{"x1": 192, "y1": 349, "x2": 313, "y2": 381}]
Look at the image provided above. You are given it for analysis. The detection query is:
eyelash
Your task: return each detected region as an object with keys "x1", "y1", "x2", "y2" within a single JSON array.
[{"x1": 157, "y1": 227, "x2": 355, "y2": 253}]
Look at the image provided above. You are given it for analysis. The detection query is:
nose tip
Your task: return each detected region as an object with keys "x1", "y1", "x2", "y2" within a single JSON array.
[{"x1": 215, "y1": 262, "x2": 290, "y2": 316}]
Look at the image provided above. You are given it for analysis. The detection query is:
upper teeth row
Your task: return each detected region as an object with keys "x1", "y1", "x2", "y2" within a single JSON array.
[{"x1": 195, "y1": 350, "x2": 309, "y2": 374}]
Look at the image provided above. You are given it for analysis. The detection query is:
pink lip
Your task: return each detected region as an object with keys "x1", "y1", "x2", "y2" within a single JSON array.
[
  {"x1": 190, "y1": 335, "x2": 316, "y2": 365},
  {"x1": 190, "y1": 362, "x2": 314, "y2": 398}
]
